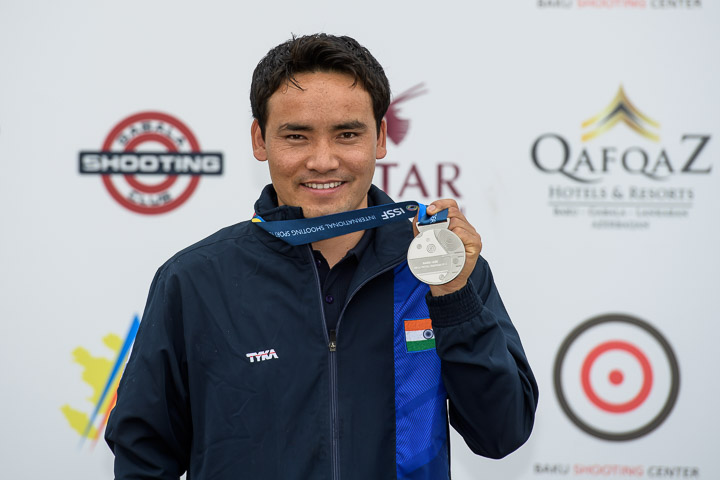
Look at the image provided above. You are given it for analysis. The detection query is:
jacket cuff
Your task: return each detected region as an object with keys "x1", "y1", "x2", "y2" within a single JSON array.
[{"x1": 426, "y1": 279, "x2": 482, "y2": 327}]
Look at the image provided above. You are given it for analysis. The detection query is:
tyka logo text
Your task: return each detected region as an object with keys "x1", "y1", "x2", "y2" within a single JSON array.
[{"x1": 246, "y1": 349, "x2": 279, "y2": 363}]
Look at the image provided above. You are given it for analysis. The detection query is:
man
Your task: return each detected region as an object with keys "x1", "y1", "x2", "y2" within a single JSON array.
[{"x1": 106, "y1": 33, "x2": 538, "y2": 480}]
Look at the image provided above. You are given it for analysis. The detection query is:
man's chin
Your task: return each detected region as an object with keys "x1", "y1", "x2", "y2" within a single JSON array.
[
  {"x1": 302, "y1": 202, "x2": 363, "y2": 219},
  {"x1": 302, "y1": 207, "x2": 341, "y2": 219}
]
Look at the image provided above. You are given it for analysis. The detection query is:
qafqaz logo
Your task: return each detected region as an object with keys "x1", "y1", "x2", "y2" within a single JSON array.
[
  {"x1": 554, "y1": 314, "x2": 680, "y2": 441},
  {"x1": 531, "y1": 86, "x2": 711, "y2": 184},
  {"x1": 530, "y1": 85, "x2": 713, "y2": 229},
  {"x1": 378, "y1": 83, "x2": 463, "y2": 203},
  {"x1": 79, "y1": 111, "x2": 224, "y2": 215}
]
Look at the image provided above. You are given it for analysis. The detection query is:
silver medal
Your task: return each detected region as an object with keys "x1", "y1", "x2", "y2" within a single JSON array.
[{"x1": 407, "y1": 220, "x2": 465, "y2": 285}]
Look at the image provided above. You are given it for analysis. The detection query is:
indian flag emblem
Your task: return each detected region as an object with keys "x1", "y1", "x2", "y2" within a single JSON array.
[{"x1": 404, "y1": 318, "x2": 435, "y2": 353}]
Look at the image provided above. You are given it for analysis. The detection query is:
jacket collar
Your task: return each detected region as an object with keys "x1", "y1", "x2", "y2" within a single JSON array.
[{"x1": 253, "y1": 184, "x2": 305, "y2": 222}]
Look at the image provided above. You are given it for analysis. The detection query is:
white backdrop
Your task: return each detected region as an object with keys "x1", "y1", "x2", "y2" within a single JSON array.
[{"x1": 1, "y1": 1, "x2": 718, "y2": 479}]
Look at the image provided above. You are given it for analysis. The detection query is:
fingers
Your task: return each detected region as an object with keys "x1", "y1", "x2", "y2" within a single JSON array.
[
  {"x1": 424, "y1": 200, "x2": 481, "y2": 255},
  {"x1": 418, "y1": 199, "x2": 484, "y2": 296},
  {"x1": 427, "y1": 201, "x2": 471, "y2": 229},
  {"x1": 448, "y1": 224, "x2": 482, "y2": 257}
]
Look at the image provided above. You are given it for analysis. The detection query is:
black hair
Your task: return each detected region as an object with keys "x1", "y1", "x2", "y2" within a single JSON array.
[{"x1": 250, "y1": 33, "x2": 391, "y2": 138}]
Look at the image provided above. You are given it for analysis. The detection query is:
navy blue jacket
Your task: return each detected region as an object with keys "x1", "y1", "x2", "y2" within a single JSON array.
[{"x1": 105, "y1": 185, "x2": 538, "y2": 480}]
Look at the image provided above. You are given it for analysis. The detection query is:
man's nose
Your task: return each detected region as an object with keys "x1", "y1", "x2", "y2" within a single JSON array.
[{"x1": 306, "y1": 139, "x2": 340, "y2": 172}]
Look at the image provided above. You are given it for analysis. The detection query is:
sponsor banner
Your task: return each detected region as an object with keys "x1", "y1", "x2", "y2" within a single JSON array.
[
  {"x1": 376, "y1": 83, "x2": 465, "y2": 210},
  {"x1": 524, "y1": 314, "x2": 700, "y2": 478},
  {"x1": 79, "y1": 112, "x2": 224, "y2": 215},
  {"x1": 530, "y1": 86, "x2": 713, "y2": 230},
  {"x1": 1, "y1": 2, "x2": 717, "y2": 480},
  {"x1": 554, "y1": 314, "x2": 680, "y2": 441}
]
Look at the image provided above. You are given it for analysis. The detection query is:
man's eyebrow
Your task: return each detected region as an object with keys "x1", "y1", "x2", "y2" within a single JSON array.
[
  {"x1": 277, "y1": 123, "x2": 312, "y2": 132},
  {"x1": 276, "y1": 120, "x2": 369, "y2": 132},
  {"x1": 333, "y1": 120, "x2": 368, "y2": 131}
]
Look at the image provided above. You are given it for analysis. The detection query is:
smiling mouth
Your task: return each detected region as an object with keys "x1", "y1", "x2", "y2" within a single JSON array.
[{"x1": 303, "y1": 181, "x2": 344, "y2": 190}]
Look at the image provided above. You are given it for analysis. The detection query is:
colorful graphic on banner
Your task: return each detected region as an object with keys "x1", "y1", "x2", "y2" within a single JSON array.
[
  {"x1": 79, "y1": 112, "x2": 224, "y2": 215},
  {"x1": 531, "y1": 85, "x2": 712, "y2": 229},
  {"x1": 553, "y1": 314, "x2": 680, "y2": 441},
  {"x1": 61, "y1": 315, "x2": 140, "y2": 447},
  {"x1": 580, "y1": 86, "x2": 659, "y2": 143}
]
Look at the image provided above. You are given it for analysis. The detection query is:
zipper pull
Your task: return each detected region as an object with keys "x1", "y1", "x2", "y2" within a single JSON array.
[{"x1": 329, "y1": 329, "x2": 337, "y2": 352}]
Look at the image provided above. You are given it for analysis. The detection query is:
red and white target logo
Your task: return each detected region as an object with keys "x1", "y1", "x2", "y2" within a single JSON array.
[
  {"x1": 554, "y1": 314, "x2": 680, "y2": 441},
  {"x1": 79, "y1": 111, "x2": 223, "y2": 215}
]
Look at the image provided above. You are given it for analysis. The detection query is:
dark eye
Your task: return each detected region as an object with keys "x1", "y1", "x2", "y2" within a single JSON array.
[
  {"x1": 339, "y1": 132, "x2": 357, "y2": 139},
  {"x1": 286, "y1": 134, "x2": 305, "y2": 140}
]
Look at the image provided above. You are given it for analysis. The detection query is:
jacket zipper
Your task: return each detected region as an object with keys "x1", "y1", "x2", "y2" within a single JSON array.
[
  {"x1": 310, "y1": 245, "x2": 406, "y2": 480},
  {"x1": 308, "y1": 247, "x2": 341, "y2": 480},
  {"x1": 328, "y1": 328, "x2": 340, "y2": 480}
]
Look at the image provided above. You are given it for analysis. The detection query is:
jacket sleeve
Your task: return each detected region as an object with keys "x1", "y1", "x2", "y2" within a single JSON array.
[
  {"x1": 105, "y1": 266, "x2": 192, "y2": 479},
  {"x1": 426, "y1": 256, "x2": 538, "y2": 459}
]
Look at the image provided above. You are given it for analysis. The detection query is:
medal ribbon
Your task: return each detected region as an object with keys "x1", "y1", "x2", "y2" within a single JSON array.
[{"x1": 252, "y1": 201, "x2": 448, "y2": 246}]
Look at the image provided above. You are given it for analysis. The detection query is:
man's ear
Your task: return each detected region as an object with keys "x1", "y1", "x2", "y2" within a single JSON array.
[
  {"x1": 376, "y1": 118, "x2": 388, "y2": 160},
  {"x1": 251, "y1": 119, "x2": 267, "y2": 161}
]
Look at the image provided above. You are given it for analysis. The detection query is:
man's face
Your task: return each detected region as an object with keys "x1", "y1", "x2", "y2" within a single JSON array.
[{"x1": 251, "y1": 71, "x2": 387, "y2": 218}]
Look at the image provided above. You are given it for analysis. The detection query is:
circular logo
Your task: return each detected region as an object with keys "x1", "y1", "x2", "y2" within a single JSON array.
[
  {"x1": 553, "y1": 314, "x2": 680, "y2": 441},
  {"x1": 80, "y1": 112, "x2": 223, "y2": 215}
]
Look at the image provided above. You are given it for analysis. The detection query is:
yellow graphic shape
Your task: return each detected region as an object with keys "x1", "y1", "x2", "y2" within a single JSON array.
[
  {"x1": 61, "y1": 333, "x2": 123, "y2": 439},
  {"x1": 581, "y1": 85, "x2": 660, "y2": 142}
]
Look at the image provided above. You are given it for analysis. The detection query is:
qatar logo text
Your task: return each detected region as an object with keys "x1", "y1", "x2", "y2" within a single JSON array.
[
  {"x1": 378, "y1": 83, "x2": 463, "y2": 202},
  {"x1": 79, "y1": 111, "x2": 223, "y2": 215}
]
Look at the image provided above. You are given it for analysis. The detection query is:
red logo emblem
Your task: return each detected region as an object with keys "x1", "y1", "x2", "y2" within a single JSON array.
[
  {"x1": 386, "y1": 83, "x2": 428, "y2": 145},
  {"x1": 554, "y1": 314, "x2": 680, "y2": 441},
  {"x1": 79, "y1": 111, "x2": 223, "y2": 215}
]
